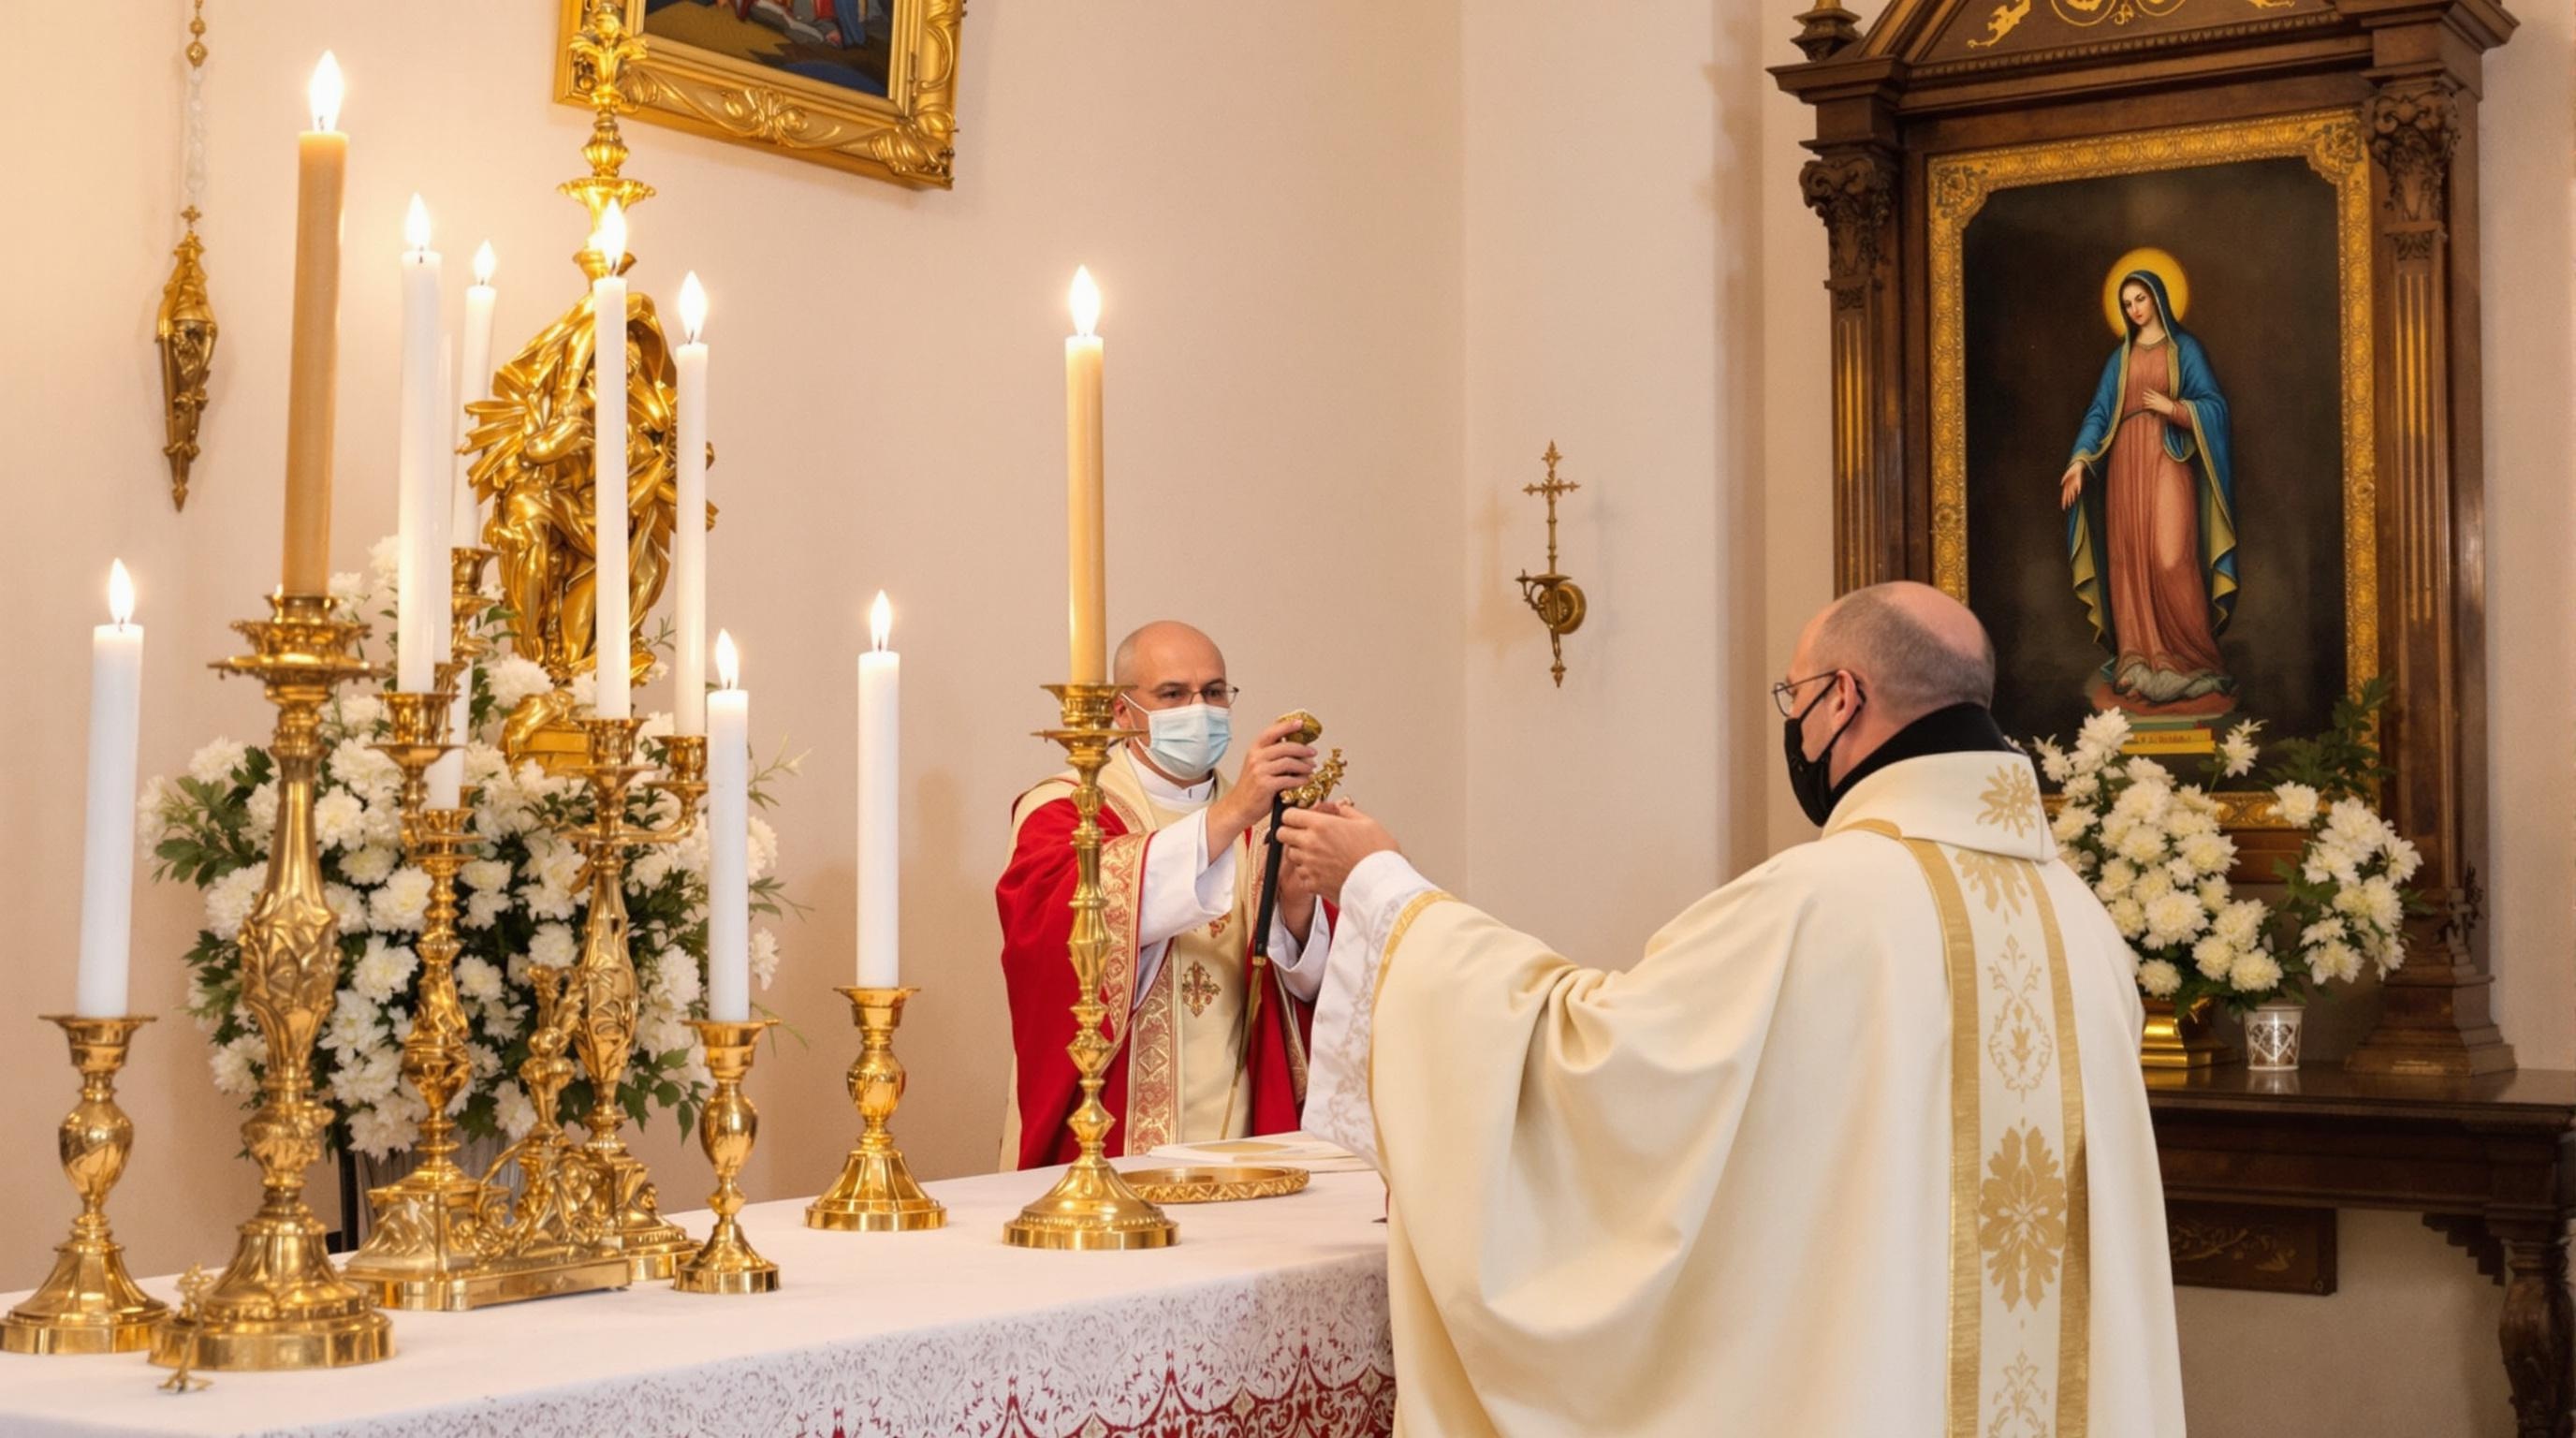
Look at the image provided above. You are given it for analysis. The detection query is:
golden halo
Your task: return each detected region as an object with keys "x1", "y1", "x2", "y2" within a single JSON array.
[{"x1": 2102, "y1": 247, "x2": 2190, "y2": 335}]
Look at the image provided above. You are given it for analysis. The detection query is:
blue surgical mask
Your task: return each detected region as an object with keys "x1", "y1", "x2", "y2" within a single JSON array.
[{"x1": 1140, "y1": 702, "x2": 1231, "y2": 780}]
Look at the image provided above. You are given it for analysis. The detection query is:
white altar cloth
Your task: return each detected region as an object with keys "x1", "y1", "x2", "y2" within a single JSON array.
[{"x1": 0, "y1": 1163, "x2": 1393, "y2": 1438}]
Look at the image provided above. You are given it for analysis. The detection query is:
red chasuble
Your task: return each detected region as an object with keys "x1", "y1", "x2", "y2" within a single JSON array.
[{"x1": 995, "y1": 770, "x2": 1315, "y2": 1171}]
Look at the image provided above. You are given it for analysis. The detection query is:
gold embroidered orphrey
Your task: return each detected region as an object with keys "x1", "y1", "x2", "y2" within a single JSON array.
[
  {"x1": 1927, "y1": 109, "x2": 2378, "y2": 830},
  {"x1": 1890, "y1": 826, "x2": 2092, "y2": 1438},
  {"x1": 554, "y1": 0, "x2": 963, "y2": 188}
]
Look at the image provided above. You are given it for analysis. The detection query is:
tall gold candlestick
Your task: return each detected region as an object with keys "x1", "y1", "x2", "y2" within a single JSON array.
[
  {"x1": 563, "y1": 716, "x2": 700, "y2": 1280},
  {"x1": 806, "y1": 987, "x2": 945, "y2": 1233},
  {"x1": 3, "y1": 1017, "x2": 168, "y2": 1355},
  {"x1": 673, "y1": 1019, "x2": 780, "y2": 1294},
  {"x1": 1003, "y1": 684, "x2": 1177, "y2": 1251},
  {"x1": 154, "y1": 592, "x2": 392, "y2": 1372}
]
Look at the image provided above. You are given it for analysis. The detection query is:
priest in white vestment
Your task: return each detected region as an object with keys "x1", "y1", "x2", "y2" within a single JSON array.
[{"x1": 1280, "y1": 582, "x2": 2185, "y2": 1438}]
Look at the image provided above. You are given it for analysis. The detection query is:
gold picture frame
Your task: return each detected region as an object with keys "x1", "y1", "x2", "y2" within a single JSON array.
[
  {"x1": 554, "y1": 0, "x2": 963, "y2": 188},
  {"x1": 1927, "y1": 109, "x2": 2378, "y2": 829}
]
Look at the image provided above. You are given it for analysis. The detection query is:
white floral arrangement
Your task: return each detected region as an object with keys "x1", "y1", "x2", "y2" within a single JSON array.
[
  {"x1": 2032, "y1": 680, "x2": 2417, "y2": 1013},
  {"x1": 144, "y1": 537, "x2": 799, "y2": 1159}
]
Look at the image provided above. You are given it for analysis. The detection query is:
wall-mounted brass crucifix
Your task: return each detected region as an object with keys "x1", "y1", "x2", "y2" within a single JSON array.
[{"x1": 1514, "y1": 442, "x2": 1588, "y2": 688}]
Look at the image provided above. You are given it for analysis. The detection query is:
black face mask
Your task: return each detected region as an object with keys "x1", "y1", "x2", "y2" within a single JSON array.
[{"x1": 1783, "y1": 680, "x2": 1866, "y2": 828}]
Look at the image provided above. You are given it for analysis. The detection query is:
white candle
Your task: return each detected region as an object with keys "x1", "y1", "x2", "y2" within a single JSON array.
[
  {"x1": 1065, "y1": 269, "x2": 1106, "y2": 684},
  {"x1": 78, "y1": 562, "x2": 143, "y2": 1018},
  {"x1": 856, "y1": 592, "x2": 900, "y2": 989},
  {"x1": 592, "y1": 201, "x2": 630, "y2": 719},
  {"x1": 440, "y1": 242, "x2": 497, "y2": 803},
  {"x1": 425, "y1": 345, "x2": 464, "y2": 811},
  {"x1": 672, "y1": 272, "x2": 710, "y2": 737},
  {"x1": 395, "y1": 195, "x2": 446, "y2": 696},
  {"x1": 283, "y1": 54, "x2": 345, "y2": 597},
  {"x1": 707, "y1": 631, "x2": 751, "y2": 1021}
]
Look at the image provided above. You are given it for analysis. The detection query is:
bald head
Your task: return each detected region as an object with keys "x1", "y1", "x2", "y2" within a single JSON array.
[
  {"x1": 1113, "y1": 621, "x2": 1225, "y2": 693},
  {"x1": 1795, "y1": 581, "x2": 1995, "y2": 728}
]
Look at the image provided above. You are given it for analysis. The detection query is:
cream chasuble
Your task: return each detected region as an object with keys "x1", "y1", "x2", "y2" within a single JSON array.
[{"x1": 1305, "y1": 751, "x2": 2183, "y2": 1437}]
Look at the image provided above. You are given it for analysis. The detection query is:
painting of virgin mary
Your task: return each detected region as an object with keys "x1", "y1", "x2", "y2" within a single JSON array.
[{"x1": 2056, "y1": 259, "x2": 2239, "y2": 717}]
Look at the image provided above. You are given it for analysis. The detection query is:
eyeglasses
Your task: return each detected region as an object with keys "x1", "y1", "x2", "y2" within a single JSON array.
[
  {"x1": 1134, "y1": 683, "x2": 1239, "y2": 709},
  {"x1": 1770, "y1": 672, "x2": 1839, "y2": 717}
]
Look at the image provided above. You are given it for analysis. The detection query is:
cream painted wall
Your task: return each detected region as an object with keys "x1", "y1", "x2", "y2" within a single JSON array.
[{"x1": 0, "y1": 0, "x2": 1464, "y2": 1284}]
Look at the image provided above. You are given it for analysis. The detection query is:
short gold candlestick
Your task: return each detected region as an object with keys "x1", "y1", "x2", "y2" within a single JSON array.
[
  {"x1": 807, "y1": 987, "x2": 945, "y2": 1233},
  {"x1": 562, "y1": 716, "x2": 700, "y2": 1280},
  {"x1": 4, "y1": 1017, "x2": 168, "y2": 1355},
  {"x1": 674, "y1": 1019, "x2": 781, "y2": 1294},
  {"x1": 154, "y1": 592, "x2": 392, "y2": 1372},
  {"x1": 1004, "y1": 684, "x2": 1177, "y2": 1251}
]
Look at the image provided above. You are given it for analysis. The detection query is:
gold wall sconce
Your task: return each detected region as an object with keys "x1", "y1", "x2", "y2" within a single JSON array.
[
  {"x1": 1514, "y1": 442, "x2": 1587, "y2": 687},
  {"x1": 157, "y1": 1, "x2": 217, "y2": 511}
]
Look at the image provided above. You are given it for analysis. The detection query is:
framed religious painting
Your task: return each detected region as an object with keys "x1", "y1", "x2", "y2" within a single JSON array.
[
  {"x1": 1926, "y1": 110, "x2": 2378, "y2": 826},
  {"x1": 554, "y1": 0, "x2": 964, "y2": 188}
]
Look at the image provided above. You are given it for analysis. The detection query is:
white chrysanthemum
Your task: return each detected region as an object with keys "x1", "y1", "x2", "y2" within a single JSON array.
[
  {"x1": 463, "y1": 889, "x2": 511, "y2": 931},
  {"x1": 244, "y1": 782, "x2": 280, "y2": 845},
  {"x1": 2369, "y1": 930, "x2": 2406, "y2": 976},
  {"x1": 2079, "y1": 709, "x2": 2131, "y2": 755},
  {"x1": 202, "y1": 864, "x2": 266, "y2": 942},
  {"x1": 365, "y1": 534, "x2": 403, "y2": 595},
  {"x1": 466, "y1": 1043, "x2": 503, "y2": 1083},
  {"x1": 2116, "y1": 824, "x2": 2168, "y2": 865},
  {"x1": 2133, "y1": 867, "x2": 2174, "y2": 903},
  {"x1": 337, "y1": 693, "x2": 386, "y2": 734},
  {"x1": 2106, "y1": 897, "x2": 2146, "y2": 940},
  {"x1": 2166, "y1": 805, "x2": 2218, "y2": 840},
  {"x1": 2144, "y1": 891, "x2": 2207, "y2": 947},
  {"x1": 2037, "y1": 741, "x2": 2072, "y2": 785},
  {"x1": 346, "y1": 1102, "x2": 417, "y2": 1161},
  {"x1": 569, "y1": 669, "x2": 598, "y2": 708},
  {"x1": 747, "y1": 815, "x2": 780, "y2": 884},
  {"x1": 2094, "y1": 858, "x2": 2138, "y2": 901},
  {"x1": 2136, "y1": 959, "x2": 2183, "y2": 998},
  {"x1": 327, "y1": 740, "x2": 402, "y2": 805},
  {"x1": 329, "y1": 568, "x2": 369, "y2": 614},
  {"x1": 528, "y1": 922, "x2": 578, "y2": 970},
  {"x1": 638, "y1": 1012, "x2": 693, "y2": 1060},
  {"x1": 2063, "y1": 772, "x2": 2100, "y2": 803},
  {"x1": 2162, "y1": 857, "x2": 2198, "y2": 888},
  {"x1": 528, "y1": 837, "x2": 585, "y2": 895},
  {"x1": 2384, "y1": 836, "x2": 2422, "y2": 884},
  {"x1": 188, "y1": 738, "x2": 249, "y2": 787},
  {"x1": 493, "y1": 1081, "x2": 539, "y2": 1139},
  {"x1": 135, "y1": 775, "x2": 178, "y2": 847},
  {"x1": 478, "y1": 1000, "x2": 524, "y2": 1042},
  {"x1": 2217, "y1": 721, "x2": 2262, "y2": 778},
  {"x1": 463, "y1": 743, "x2": 509, "y2": 785},
  {"x1": 341, "y1": 844, "x2": 399, "y2": 888},
  {"x1": 2192, "y1": 934, "x2": 2235, "y2": 980},
  {"x1": 639, "y1": 712, "x2": 677, "y2": 745},
  {"x1": 2121, "y1": 756, "x2": 2170, "y2": 786},
  {"x1": 325, "y1": 883, "x2": 367, "y2": 933},
  {"x1": 2051, "y1": 805, "x2": 2095, "y2": 844},
  {"x1": 2274, "y1": 782, "x2": 2321, "y2": 829},
  {"x1": 485, "y1": 657, "x2": 554, "y2": 712},
  {"x1": 330, "y1": 1045, "x2": 403, "y2": 1108},
  {"x1": 2361, "y1": 876, "x2": 2404, "y2": 932},
  {"x1": 629, "y1": 847, "x2": 677, "y2": 891},
  {"x1": 320, "y1": 990, "x2": 386, "y2": 1057},
  {"x1": 2325, "y1": 798, "x2": 2385, "y2": 848},
  {"x1": 2302, "y1": 917, "x2": 2348, "y2": 947},
  {"x1": 2197, "y1": 878, "x2": 2231, "y2": 912},
  {"x1": 350, "y1": 937, "x2": 419, "y2": 1004},
  {"x1": 2214, "y1": 899, "x2": 2266, "y2": 950},
  {"x1": 210, "y1": 1034, "x2": 264, "y2": 1096},
  {"x1": 2309, "y1": 939, "x2": 2364, "y2": 985},
  {"x1": 651, "y1": 947, "x2": 703, "y2": 1009},
  {"x1": 671, "y1": 823, "x2": 712, "y2": 879},
  {"x1": 314, "y1": 790, "x2": 367, "y2": 851},
  {"x1": 750, "y1": 928, "x2": 782, "y2": 988},
  {"x1": 2180, "y1": 831, "x2": 2234, "y2": 876},
  {"x1": 455, "y1": 956, "x2": 506, "y2": 1005},
  {"x1": 359, "y1": 798, "x2": 405, "y2": 851},
  {"x1": 461, "y1": 858, "x2": 513, "y2": 893},
  {"x1": 368, "y1": 867, "x2": 433, "y2": 933},
  {"x1": 2229, "y1": 950, "x2": 2285, "y2": 994}
]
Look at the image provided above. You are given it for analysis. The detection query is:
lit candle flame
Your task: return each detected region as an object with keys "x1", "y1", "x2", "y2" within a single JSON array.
[
  {"x1": 870, "y1": 592, "x2": 892, "y2": 653},
  {"x1": 679, "y1": 271, "x2": 708, "y2": 345},
  {"x1": 593, "y1": 199, "x2": 627, "y2": 270},
  {"x1": 108, "y1": 560, "x2": 135, "y2": 627},
  {"x1": 715, "y1": 629, "x2": 739, "y2": 690},
  {"x1": 1069, "y1": 266, "x2": 1101, "y2": 339},
  {"x1": 309, "y1": 51, "x2": 344, "y2": 131},
  {"x1": 473, "y1": 241, "x2": 496, "y2": 286},
  {"x1": 404, "y1": 194, "x2": 432, "y2": 255}
]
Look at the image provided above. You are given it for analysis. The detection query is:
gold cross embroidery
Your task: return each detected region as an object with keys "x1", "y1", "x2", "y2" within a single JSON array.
[{"x1": 1181, "y1": 961, "x2": 1221, "y2": 1017}]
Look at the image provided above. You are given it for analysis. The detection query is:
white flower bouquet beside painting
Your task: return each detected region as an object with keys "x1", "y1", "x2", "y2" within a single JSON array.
[{"x1": 143, "y1": 537, "x2": 800, "y2": 1159}]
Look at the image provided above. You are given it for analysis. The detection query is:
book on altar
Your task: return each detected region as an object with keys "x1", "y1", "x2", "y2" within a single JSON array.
[{"x1": 1145, "y1": 1132, "x2": 1372, "y2": 1173}]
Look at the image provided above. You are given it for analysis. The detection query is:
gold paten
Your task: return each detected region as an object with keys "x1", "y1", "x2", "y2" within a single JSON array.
[
  {"x1": 2, "y1": 1016, "x2": 168, "y2": 1356},
  {"x1": 806, "y1": 987, "x2": 946, "y2": 1234},
  {"x1": 471, "y1": 2, "x2": 703, "y2": 770},
  {"x1": 2139, "y1": 995, "x2": 2232, "y2": 1070},
  {"x1": 154, "y1": 593, "x2": 392, "y2": 1372},
  {"x1": 561, "y1": 717, "x2": 704, "y2": 1280},
  {"x1": 1004, "y1": 684, "x2": 1179, "y2": 1252},
  {"x1": 1514, "y1": 442, "x2": 1588, "y2": 688},
  {"x1": 674, "y1": 1018, "x2": 781, "y2": 1293},
  {"x1": 1121, "y1": 1166, "x2": 1312, "y2": 1205}
]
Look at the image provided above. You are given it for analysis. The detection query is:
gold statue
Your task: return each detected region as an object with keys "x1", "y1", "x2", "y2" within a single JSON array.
[{"x1": 465, "y1": 0, "x2": 712, "y2": 765}]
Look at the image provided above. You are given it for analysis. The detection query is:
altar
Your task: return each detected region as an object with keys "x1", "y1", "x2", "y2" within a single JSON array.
[{"x1": 0, "y1": 1164, "x2": 1396, "y2": 1438}]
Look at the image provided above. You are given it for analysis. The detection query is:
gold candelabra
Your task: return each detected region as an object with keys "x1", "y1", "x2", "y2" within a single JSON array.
[
  {"x1": 559, "y1": 716, "x2": 704, "y2": 1280},
  {"x1": 1004, "y1": 684, "x2": 1178, "y2": 1251},
  {"x1": 807, "y1": 988, "x2": 945, "y2": 1233},
  {"x1": 154, "y1": 593, "x2": 392, "y2": 1372},
  {"x1": 1513, "y1": 442, "x2": 1588, "y2": 688},
  {"x1": 674, "y1": 1019, "x2": 780, "y2": 1294},
  {"x1": 465, "y1": 963, "x2": 632, "y2": 1299},
  {"x1": 2, "y1": 1017, "x2": 167, "y2": 1355}
]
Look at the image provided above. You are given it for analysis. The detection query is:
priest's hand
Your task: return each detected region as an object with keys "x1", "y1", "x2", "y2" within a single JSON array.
[
  {"x1": 1278, "y1": 800, "x2": 1398, "y2": 902},
  {"x1": 1208, "y1": 718, "x2": 1318, "y2": 841}
]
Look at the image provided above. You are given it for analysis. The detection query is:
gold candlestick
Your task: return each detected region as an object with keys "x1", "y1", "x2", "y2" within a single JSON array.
[
  {"x1": 1004, "y1": 684, "x2": 1177, "y2": 1251},
  {"x1": 807, "y1": 987, "x2": 945, "y2": 1233},
  {"x1": 154, "y1": 592, "x2": 392, "y2": 1372},
  {"x1": 674, "y1": 1019, "x2": 780, "y2": 1294},
  {"x1": 563, "y1": 716, "x2": 700, "y2": 1280},
  {"x1": 3, "y1": 1016, "x2": 168, "y2": 1355}
]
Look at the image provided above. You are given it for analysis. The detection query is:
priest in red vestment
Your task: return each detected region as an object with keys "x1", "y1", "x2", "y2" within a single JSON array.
[{"x1": 996, "y1": 621, "x2": 1327, "y2": 1169}]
